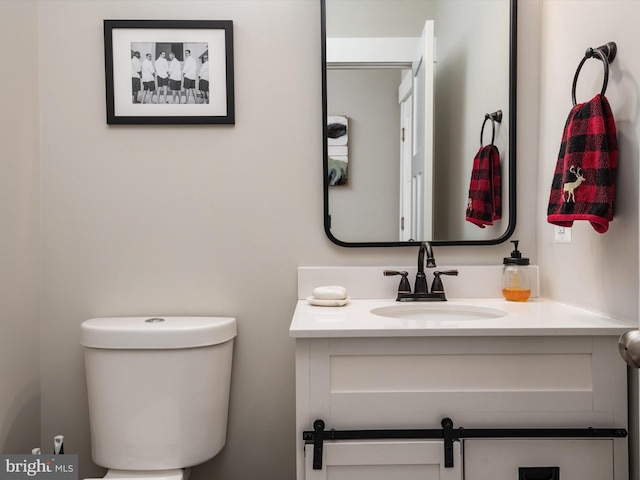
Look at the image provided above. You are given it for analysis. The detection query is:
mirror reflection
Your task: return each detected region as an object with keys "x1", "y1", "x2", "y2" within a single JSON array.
[{"x1": 323, "y1": 0, "x2": 515, "y2": 246}]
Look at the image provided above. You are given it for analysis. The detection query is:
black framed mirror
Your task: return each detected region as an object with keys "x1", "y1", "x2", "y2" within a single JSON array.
[{"x1": 322, "y1": 0, "x2": 517, "y2": 247}]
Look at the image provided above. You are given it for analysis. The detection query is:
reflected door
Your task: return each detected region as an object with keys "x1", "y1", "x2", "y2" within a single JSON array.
[
  {"x1": 411, "y1": 20, "x2": 435, "y2": 240},
  {"x1": 399, "y1": 73, "x2": 413, "y2": 241}
]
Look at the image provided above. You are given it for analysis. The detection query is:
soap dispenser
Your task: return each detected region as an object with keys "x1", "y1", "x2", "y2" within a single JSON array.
[{"x1": 502, "y1": 240, "x2": 530, "y2": 301}]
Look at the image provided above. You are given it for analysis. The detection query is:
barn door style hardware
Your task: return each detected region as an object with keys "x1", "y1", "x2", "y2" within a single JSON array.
[{"x1": 303, "y1": 417, "x2": 627, "y2": 470}]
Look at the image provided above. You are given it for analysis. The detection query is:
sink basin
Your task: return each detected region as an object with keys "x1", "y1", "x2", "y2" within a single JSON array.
[{"x1": 370, "y1": 304, "x2": 508, "y2": 321}]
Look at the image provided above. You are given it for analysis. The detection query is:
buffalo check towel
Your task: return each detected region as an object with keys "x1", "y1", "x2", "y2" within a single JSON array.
[
  {"x1": 547, "y1": 94, "x2": 618, "y2": 233},
  {"x1": 466, "y1": 144, "x2": 502, "y2": 228}
]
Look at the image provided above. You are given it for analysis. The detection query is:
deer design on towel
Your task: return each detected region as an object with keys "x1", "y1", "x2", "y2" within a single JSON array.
[{"x1": 563, "y1": 165, "x2": 585, "y2": 203}]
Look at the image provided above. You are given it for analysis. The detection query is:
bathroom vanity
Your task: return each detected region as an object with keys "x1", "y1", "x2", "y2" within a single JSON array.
[{"x1": 290, "y1": 268, "x2": 634, "y2": 480}]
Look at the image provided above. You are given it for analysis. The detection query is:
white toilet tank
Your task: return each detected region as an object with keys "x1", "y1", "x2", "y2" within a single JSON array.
[{"x1": 81, "y1": 316, "x2": 237, "y2": 471}]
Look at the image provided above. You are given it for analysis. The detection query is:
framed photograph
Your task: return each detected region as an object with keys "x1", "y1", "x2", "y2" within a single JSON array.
[
  {"x1": 327, "y1": 115, "x2": 349, "y2": 186},
  {"x1": 104, "y1": 20, "x2": 234, "y2": 125}
]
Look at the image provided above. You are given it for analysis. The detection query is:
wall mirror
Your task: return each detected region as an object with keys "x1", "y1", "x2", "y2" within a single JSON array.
[{"x1": 322, "y1": 0, "x2": 516, "y2": 247}]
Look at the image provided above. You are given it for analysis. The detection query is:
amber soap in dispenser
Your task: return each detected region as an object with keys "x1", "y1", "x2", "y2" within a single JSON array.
[{"x1": 502, "y1": 240, "x2": 530, "y2": 301}]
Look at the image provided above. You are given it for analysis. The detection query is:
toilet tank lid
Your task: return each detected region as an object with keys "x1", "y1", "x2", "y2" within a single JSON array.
[{"x1": 81, "y1": 316, "x2": 237, "y2": 349}]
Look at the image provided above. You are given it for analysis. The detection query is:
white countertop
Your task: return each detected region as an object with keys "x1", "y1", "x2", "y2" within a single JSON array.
[{"x1": 289, "y1": 297, "x2": 636, "y2": 338}]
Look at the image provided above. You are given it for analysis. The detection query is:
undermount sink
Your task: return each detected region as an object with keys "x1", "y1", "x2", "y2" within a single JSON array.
[{"x1": 370, "y1": 304, "x2": 509, "y2": 321}]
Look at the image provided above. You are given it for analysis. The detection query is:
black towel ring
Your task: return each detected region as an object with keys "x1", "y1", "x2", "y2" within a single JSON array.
[
  {"x1": 480, "y1": 110, "x2": 503, "y2": 147},
  {"x1": 571, "y1": 41, "x2": 617, "y2": 106}
]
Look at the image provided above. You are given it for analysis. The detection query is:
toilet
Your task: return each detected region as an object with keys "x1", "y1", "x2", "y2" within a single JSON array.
[{"x1": 80, "y1": 316, "x2": 237, "y2": 480}]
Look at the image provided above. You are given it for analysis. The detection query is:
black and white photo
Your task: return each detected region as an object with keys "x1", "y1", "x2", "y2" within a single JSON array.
[{"x1": 105, "y1": 20, "x2": 234, "y2": 124}]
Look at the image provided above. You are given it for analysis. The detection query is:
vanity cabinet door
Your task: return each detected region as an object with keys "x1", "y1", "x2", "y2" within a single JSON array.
[
  {"x1": 463, "y1": 439, "x2": 615, "y2": 480},
  {"x1": 304, "y1": 440, "x2": 462, "y2": 480}
]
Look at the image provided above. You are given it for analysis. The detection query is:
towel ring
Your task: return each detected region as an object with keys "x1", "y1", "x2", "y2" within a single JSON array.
[
  {"x1": 480, "y1": 110, "x2": 503, "y2": 147},
  {"x1": 571, "y1": 42, "x2": 617, "y2": 106}
]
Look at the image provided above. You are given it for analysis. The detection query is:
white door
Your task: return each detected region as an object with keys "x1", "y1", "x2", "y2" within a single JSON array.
[
  {"x1": 411, "y1": 20, "x2": 435, "y2": 240},
  {"x1": 305, "y1": 440, "x2": 462, "y2": 480},
  {"x1": 399, "y1": 71, "x2": 413, "y2": 241}
]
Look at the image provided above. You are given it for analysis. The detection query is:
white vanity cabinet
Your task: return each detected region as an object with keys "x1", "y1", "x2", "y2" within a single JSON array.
[
  {"x1": 463, "y1": 439, "x2": 615, "y2": 479},
  {"x1": 304, "y1": 440, "x2": 462, "y2": 480},
  {"x1": 293, "y1": 334, "x2": 628, "y2": 480}
]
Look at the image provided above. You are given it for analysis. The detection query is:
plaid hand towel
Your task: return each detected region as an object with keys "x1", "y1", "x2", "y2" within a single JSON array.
[
  {"x1": 466, "y1": 144, "x2": 502, "y2": 228},
  {"x1": 547, "y1": 94, "x2": 618, "y2": 233}
]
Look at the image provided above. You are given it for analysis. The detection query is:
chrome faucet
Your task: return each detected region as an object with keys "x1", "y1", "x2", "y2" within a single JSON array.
[{"x1": 415, "y1": 241, "x2": 437, "y2": 294}]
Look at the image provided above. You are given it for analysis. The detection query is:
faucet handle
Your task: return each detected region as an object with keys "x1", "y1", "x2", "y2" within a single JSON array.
[
  {"x1": 431, "y1": 270, "x2": 458, "y2": 294},
  {"x1": 384, "y1": 270, "x2": 412, "y2": 293}
]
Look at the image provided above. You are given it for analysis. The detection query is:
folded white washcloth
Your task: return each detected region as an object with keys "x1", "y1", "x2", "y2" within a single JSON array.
[{"x1": 313, "y1": 285, "x2": 347, "y2": 300}]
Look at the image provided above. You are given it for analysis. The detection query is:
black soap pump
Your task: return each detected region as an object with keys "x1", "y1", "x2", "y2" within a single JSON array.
[{"x1": 502, "y1": 240, "x2": 530, "y2": 301}]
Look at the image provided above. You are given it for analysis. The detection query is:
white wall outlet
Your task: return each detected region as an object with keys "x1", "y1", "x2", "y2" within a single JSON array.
[{"x1": 554, "y1": 226, "x2": 572, "y2": 243}]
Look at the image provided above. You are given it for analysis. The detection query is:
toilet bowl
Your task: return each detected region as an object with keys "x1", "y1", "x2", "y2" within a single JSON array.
[
  {"x1": 105, "y1": 468, "x2": 188, "y2": 480},
  {"x1": 81, "y1": 316, "x2": 237, "y2": 480},
  {"x1": 85, "y1": 468, "x2": 188, "y2": 480}
]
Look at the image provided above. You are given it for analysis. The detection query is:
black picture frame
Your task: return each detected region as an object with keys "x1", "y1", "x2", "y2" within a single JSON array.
[{"x1": 104, "y1": 20, "x2": 235, "y2": 125}]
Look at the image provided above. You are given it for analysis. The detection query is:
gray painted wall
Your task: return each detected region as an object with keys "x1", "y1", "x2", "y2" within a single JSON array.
[
  {"x1": 535, "y1": 3, "x2": 640, "y2": 474},
  {"x1": 327, "y1": 68, "x2": 402, "y2": 242},
  {"x1": 326, "y1": 0, "x2": 434, "y2": 38},
  {"x1": 433, "y1": 0, "x2": 510, "y2": 240},
  {"x1": 0, "y1": 1, "x2": 638, "y2": 479},
  {"x1": 0, "y1": 0, "x2": 41, "y2": 455}
]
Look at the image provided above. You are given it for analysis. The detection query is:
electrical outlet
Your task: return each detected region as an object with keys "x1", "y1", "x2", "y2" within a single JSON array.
[{"x1": 554, "y1": 226, "x2": 572, "y2": 243}]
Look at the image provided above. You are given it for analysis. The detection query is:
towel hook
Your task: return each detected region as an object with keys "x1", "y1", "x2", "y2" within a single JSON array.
[
  {"x1": 571, "y1": 41, "x2": 617, "y2": 106},
  {"x1": 480, "y1": 110, "x2": 503, "y2": 147}
]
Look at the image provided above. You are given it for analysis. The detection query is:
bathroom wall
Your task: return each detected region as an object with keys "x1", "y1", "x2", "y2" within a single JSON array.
[
  {"x1": 37, "y1": 2, "x2": 329, "y2": 479},
  {"x1": 325, "y1": 0, "x2": 434, "y2": 38},
  {"x1": 434, "y1": 0, "x2": 511, "y2": 241},
  {"x1": 324, "y1": 0, "x2": 432, "y2": 244},
  {"x1": 536, "y1": 0, "x2": 639, "y2": 323},
  {"x1": 535, "y1": 2, "x2": 640, "y2": 476},
  {"x1": 0, "y1": 0, "x2": 41, "y2": 455},
  {"x1": 35, "y1": 2, "x2": 535, "y2": 479},
  {"x1": 10, "y1": 1, "x2": 633, "y2": 480},
  {"x1": 327, "y1": 68, "x2": 401, "y2": 242}
]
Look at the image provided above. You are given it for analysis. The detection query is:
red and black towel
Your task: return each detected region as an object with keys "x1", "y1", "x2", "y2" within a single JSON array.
[
  {"x1": 466, "y1": 144, "x2": 502, "y2": 228},
  {"x1": 547, "y1": 94, "x2": 618, "y2": 233}
]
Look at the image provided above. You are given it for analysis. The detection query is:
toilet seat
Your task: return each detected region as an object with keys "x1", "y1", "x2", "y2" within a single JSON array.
[{"x1": 85, "y1": 468, "x2": 190, "y2": 480}]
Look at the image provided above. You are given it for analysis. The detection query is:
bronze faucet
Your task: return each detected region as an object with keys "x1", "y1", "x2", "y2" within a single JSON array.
[
  {"x1": 415, "y1": 241, "x2": 437, "y2": 294},
  {"x1": 384, "y1": 242, "x2": 458, "y2": 301}
]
